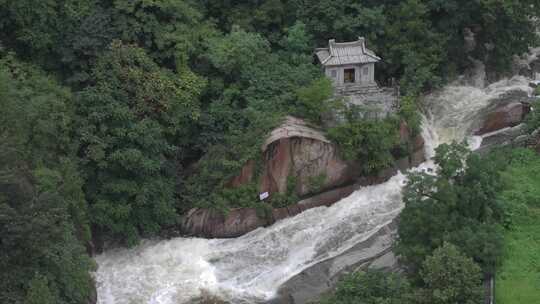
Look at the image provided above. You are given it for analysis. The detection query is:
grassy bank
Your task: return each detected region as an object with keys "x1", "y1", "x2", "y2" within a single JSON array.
[
  {"x1": 496, "y1": 149, "x2": 540, "y2": 304},
  {"x1": 496, "y1": 207, "x2": 540, "y2": 303}
]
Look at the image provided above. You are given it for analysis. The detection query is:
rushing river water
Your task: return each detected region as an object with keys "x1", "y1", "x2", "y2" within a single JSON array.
[{"x1": 94, "y1": 75, "x2": 533, "y2": 304}]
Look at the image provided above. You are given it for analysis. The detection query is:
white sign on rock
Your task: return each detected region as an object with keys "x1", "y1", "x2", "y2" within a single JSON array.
[{"x1": 259, "y1": 192, "x2": 269, "y2": 201}]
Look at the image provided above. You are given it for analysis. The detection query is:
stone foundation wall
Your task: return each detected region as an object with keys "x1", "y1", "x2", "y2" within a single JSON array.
[{"x1": 342, "y1": 87, "x2": 399, "y2": 119}]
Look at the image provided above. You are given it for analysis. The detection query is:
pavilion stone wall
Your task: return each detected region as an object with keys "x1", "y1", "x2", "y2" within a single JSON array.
[{"x1": 341, "y1": 87, "x2": 399, "y2": 119}]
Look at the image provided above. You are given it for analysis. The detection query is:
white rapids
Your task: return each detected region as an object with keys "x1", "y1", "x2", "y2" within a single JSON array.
[
  {"x1": 94, "y1": 75, "x2": 533, "y2": 304},
  {"x1": 423, "y1": 75, "x2": 533, "y2": 145}
]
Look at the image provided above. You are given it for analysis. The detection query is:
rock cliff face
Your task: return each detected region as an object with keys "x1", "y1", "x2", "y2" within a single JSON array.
[
  {"x1": 181, "y1": 116, "x2": 425, "y2": 238},
  {"x1": 228, "y1": 116, "x2": 358, "y2": 196},
  {"x1": 261, "y1": 136, "x2": 357, "y2": 196}
]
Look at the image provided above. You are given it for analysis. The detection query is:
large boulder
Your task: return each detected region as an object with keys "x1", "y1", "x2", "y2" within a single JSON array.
[
  {"x1": 180, "y1": 208, "x2": 268, "y2": 238},
  {"x1": 222, "y1": 116, "x2": 355, "y2": 196},
  {"x1": 476, "y1": 100, "x2": 530, "y2": 135},
  {"x1": 477, "y1": 102, "x2": 525, "y2": 134},
  {"x1": 259, "y1": 116, "x2": 357, "y2": 196}
]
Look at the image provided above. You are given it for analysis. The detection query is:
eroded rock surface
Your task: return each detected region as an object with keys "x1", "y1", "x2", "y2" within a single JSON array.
[{"x1": 272, "y1": 219, "x2": 399, "y2": 304}]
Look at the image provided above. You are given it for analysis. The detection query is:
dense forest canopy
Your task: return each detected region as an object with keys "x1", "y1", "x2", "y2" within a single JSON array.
[{"x1": 0, "y1": 1, "x2": 539, "y2": 303}]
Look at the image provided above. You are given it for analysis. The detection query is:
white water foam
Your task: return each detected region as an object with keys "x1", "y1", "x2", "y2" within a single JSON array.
[
  {"x1": 423, "y1": 76, "x2": 532, "y2": 145},
  {"x1": 94, "y1": 75, "x2": 533, "y2": 304},
  {"x1": 95, "y1": 172, "x2": 407, "y2": 304}
]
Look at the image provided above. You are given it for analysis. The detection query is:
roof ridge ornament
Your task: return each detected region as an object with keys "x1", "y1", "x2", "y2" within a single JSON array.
[
  {"x1": 358, "y1": 37, "x2": 366, "y2": 53},
  {"x1": 329, "y1": 39, "x2": 336, "y2": 56}
]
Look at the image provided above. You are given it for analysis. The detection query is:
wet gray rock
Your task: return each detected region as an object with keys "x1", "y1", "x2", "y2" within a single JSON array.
[
  {"x1": 272, "y1": 220, "x2": 399, "y2": 304},
  {"x1": 476, "y1": 124, "x2": 528, "y2": 154}
]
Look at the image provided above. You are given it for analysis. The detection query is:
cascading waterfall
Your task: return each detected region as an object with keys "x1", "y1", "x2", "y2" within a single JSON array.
[
  {"x1": 423, "y1": 76, "x2": 533, "y2": 145},
  {"x1": 94, "y1": 75, "x2": 533, "y2": 304},
  {"x1": 95, "y1": 174, "x2": 407, "y2": 304}
]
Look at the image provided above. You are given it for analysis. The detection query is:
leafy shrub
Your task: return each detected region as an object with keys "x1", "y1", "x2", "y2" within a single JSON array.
[
  {"x1": 268, "y1": 176, "x2": 299, "y2": 208},
  {"x1": 181, "y1": 112, "x2": 281, "y2": 211},
  {"x1": 399, "y1": 94, "x2": 421, "y2": 136},
  {"x1": 0, "y1": 56, "x2": 94, "y2": 304},
  {"x1": 294, "y1": 77, "x2": 334, "y2": 124},
  {"x1": 216, "y1": 183, "x2": 260, "y2": 209},
  {"x1": 327, "y1": 108, "x2": 400, "y2": 174},
  {"x1": 419, "y1": 243, "x2": 484, "y2": 304},
  {"x1": 308, "y1": 173, "x2": 327, "y2": 194},
  {"x1": 319, "y1": 270, "x2": 412, "y2": 304}
]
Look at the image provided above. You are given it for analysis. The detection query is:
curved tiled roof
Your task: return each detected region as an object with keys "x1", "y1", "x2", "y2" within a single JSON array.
[{"x1": 316, "y1": 37, "x2": 381, "y2": 66}]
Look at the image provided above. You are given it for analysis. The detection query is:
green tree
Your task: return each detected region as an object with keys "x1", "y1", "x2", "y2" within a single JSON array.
[
  {"x1": 419, "y1": 243, "x2": 483, "y2": 304},
  {"x1": 398, "y1": 95, "x2": 421, "y2": 136},
  {"x1": 110, "y1": 0, "x2": 217, "y2": 69},
  {"x1": 182, "y1": 25, "x2": 323, "y2": 212},
  {"x1": 292, "y1": 0, "x2": 387, "y2": 47},
  {"x1": 0, "y1": 161, "x2": 94, "y2": 304},
  {"x1": 0, "y1": 54, "x2": 91, "y2": 243},
  {"x1": 294, "y1": 77, "x2": 334, "y2": 124},
  {"x1": 327, "y1": 110, "x2": 399, "y2": 174},
  {"x1": 76, "y1": 41, "x2": 204, "y2": 245},
  {"x1": 0, "y1": 55, "x2": 93, "y2": 304},
  {"x1": 0, "y1": 0, "x2": 107, "y2": 77},
  {"x1": 281, "y1": 21, "x2": 313, "y2": 55},
  {"x1": 207, "y1": 26, "x2": 271, "y2": 83},
  {"x1": 24, "y1": 274, "x2": 58, "y2": 304},
  {"x1": 384, "y1": 0, "x2": 446, "y2": 94},
  {"x1": 398, "y1": 143, "x2": 507, "y2": 274},
  {"x1": 199, "y1": 0, "x2": 294, "y2": 44}
]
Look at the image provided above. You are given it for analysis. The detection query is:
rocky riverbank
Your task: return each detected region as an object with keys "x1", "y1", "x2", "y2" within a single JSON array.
[
  {"x1": 275, "y1": 79, "x2": 540, "y2": 304},
  {"x1": 272, "y1": 219, "x2": 399, "y2": 304},
  {"x1": 180, "y1": 116, "x2": 425, "y2": 238}
]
